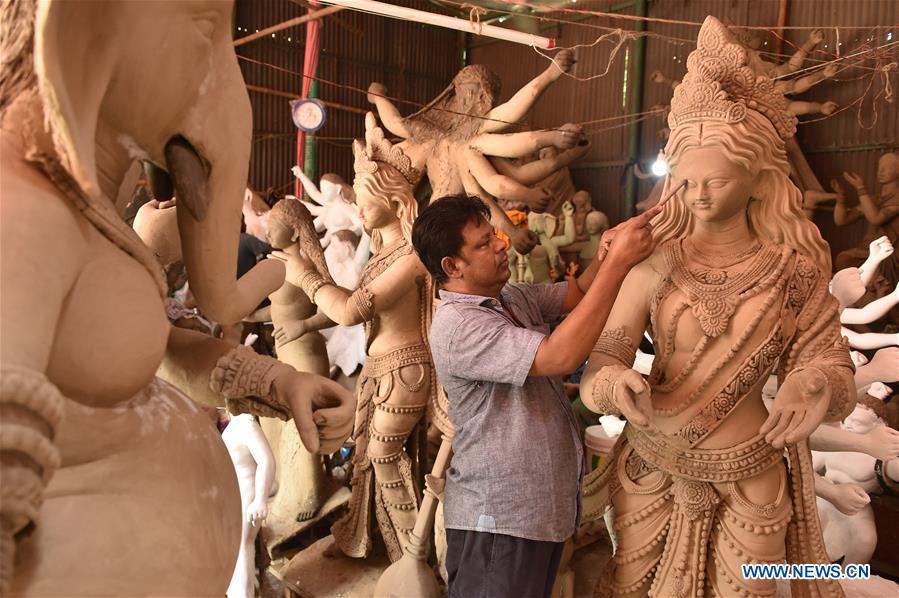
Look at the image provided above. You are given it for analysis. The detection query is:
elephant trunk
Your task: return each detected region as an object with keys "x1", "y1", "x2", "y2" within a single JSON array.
[{"x1": 169, "y1": 135, "x2": 284, "y2": 326}]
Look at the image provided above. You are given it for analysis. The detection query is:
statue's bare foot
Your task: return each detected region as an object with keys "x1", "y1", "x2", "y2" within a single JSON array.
[{"x1": 296, "y1": 496, "x2": 321, "y2": 522}]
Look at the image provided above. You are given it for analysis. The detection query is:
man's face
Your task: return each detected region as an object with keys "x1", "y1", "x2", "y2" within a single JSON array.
[{"x1": 447, "y1": 216, "x2": 510, "y2": 293}]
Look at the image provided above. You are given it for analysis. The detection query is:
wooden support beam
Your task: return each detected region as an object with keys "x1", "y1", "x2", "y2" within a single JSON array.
[{"x1": 233, "y1": 5, "x2": 344, "y2": 47}]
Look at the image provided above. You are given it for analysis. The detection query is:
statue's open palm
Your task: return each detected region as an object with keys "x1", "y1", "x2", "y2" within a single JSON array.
[{"x1": 762, "y1": 369, "x2": 830, "y2": 448}]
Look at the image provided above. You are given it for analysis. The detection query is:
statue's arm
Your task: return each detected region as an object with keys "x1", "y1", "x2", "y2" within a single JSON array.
[
  {"x1": 467, "y1": 149, "x2": 544, "y2": 206},
  {"x1": 367, "y1": 82, "x2": 411, "y2": 139},
  {"x1": 243, "y1": 304, "x2": 272, "y2": 323},
  {"x1": 302, "y1": 253, "x2": 426, "y2": 327},
  {"x1": 580, "y1": 264, "x2": 652, "y2": 415},
  {"x1": 773, "y1": 28, "x2": 823, "y2": 77},
  {"x1": 840, "y1": 290, "x2": 899, "y2": 325},
  {"x1": 490, "y1": 143, "x2": 588, "y2": 186},
  {"x1": 0, "y1": 192, "x2": 86, "y2": 593},
  {"x1": 160, "y1": 325, "x2": 248, "y2": 407},
  {"x1": 163, "y1": 325, "x2": 353, "y2": 453},
  {"x1": 810, "y1": 422, "x2": 871, "y2": 453},
  {"x1": 292, "y1": 168, "x2": 325, "y2": 204},
  {"x1": 780, "y1": 265, "x2": 857, "y2": 423},
  {"x1": 551, "y1": 206, "x2": 577, "y2": 247},
  {"x1": 471, "y1": 126, "x2": 579, "y2": 159},
  {"x1": 303, "y1": 310, "x2": 337, "y2": 333},
  {"x1": 481, "y1": 50, "x2": 574, "y2": 134},
  {"x1": 859, "y1": 194, "x2": 899, "y2": 226}
]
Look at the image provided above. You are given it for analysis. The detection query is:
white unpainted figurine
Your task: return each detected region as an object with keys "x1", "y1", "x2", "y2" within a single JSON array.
[
  {"x1": 830, "y1": 265, "x2": 899, "y2": 349},
  {"x1": 291, "y1": 166, "x2": 370, "y2": 279},
  {"x1": 222, "y1": 413, "x2": 276, "y2": 598},
  {"x1": 852, "y1": 348, "x2": 899, "y2": 389},
  {"x1": 291, "y1": 168, "x2": 368, "y2": 375},
  {"x1": 813, "y1": 383, "x2": 899, "y2": 564}
]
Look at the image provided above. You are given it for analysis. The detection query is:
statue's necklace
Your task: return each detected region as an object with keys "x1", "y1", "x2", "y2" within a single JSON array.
[
  {"x1": 683, "y1": 236, "x2": 762, "y2": 269},
  {"x1": 669, "y1": 238, "x2": 779, "y2": 337}
]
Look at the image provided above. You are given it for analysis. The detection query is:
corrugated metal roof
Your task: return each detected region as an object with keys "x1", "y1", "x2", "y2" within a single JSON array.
[
  {"x1": 236, "y1": 0, "x2": 463, "y2": 195},
  {"x1": 236, "y1": 0, "x2": 897, "y2": 265}
]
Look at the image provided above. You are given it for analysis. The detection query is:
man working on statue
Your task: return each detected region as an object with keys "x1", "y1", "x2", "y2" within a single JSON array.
[{"x1": 411, "y1": 195, "x2": 659, "y2": 597}]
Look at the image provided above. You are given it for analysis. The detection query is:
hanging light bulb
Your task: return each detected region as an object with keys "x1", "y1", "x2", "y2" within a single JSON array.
[{"x1": 651, "y1": 150, "x2": 668, "y2": 177}]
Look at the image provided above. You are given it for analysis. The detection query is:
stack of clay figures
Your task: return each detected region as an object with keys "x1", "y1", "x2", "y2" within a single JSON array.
[{"x1": 2, "y1": 2, "x2": 898, "y2": 598}]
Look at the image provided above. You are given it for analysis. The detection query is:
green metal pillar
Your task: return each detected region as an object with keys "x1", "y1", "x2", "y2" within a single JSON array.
[
  {"x1": 622, "y1": 0, "x2": 647, "y2": 219},
  {"x1": 304, "y1": 77, "x2": 319, "y2": 180}
]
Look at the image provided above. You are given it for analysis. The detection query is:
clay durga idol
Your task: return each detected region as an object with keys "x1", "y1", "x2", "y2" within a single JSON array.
[
  {"x1": 0, "y1": 1, "x2": 353, "y2": 595},
  {"x1": 368, "y1": 52, "x2": 585, "y2": 254},
  {"x1": 265, "y1": 199, "x2": 335, "y2": 527},
  {"x1": 273, "y1": 114, "x2": 451, "y2": 562},
  {"x1": 580, "y1": 16, "x2": 855, "y2": 598}
]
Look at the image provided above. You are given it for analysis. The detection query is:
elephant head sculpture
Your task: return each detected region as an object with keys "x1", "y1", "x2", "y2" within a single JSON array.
[{"x1": 33, "y1": 0, "x2": 283, "y2": 324}]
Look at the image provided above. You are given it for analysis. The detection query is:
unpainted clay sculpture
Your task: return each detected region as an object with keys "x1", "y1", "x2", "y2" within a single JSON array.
[
  {"x1": 813, "y1": 383, "x2": 898, "y2": 564},
  {"x1": 832, "y1": 153, "x2": 899, "y2": 296},
  {"x1": 527, "y1": 200, "x2": 576, "y2": 282},
  {"x1": 367, "y1": 52, "x2": 584, "y2": 253},
  {"x1": 266, "y1": 199, "x2": 335, "y2": 524},
  {"x1": 829, "y1": 265, "x2": 899, "y2": 349},
  {"x1": 852, "y1": 347, "x2": 899, "y2": 388},
  {"x1": 0, "y1": 2, "x2": 353, "y2": 594},
  {"x1": 579, "y1": 17, "x2": 855, "y2": 597},
  {"x1": 577, "y1": 210, "x2": 611, "y2": 273},
  {"x1": 490, "y1": 143, "x2": 590, "y2": 216},
  {"x1": 273, "y1": 113, "x2": 451, "y2": 562},
  {"x1": 243, "y1": 187, "x2": 272, "y2": 242},
  {"x1": 222, "y1": 413, "x2": 275, "y2": 598},
  {"x1": 291, "y1": 167, "x2": 368, "y2": 375}
]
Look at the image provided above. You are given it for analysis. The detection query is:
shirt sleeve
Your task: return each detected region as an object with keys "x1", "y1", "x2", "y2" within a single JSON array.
[
  {"x1": 516, "y1": 281, "x2": 569, "y2": 322},
  {"x1": 445, "y1": 308, "x2": 546, "y2": 387}
]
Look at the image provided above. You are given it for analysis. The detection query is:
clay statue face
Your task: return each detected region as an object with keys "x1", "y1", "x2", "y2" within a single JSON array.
[
  {"x1": 354, "y1": 186, "x2": 397, "y2": 230},
  {"x1": 573, "y1": 191, "x2": 592, "y2": 210},
  {"x1": 320, "y1": 179, "x2": 344, "y2": 202},
  {"x1": 877, "y1": 153, "x2": 899, "y2": 184},
  {"x1": 266, "y1": 218, "x2": 295, "y2": 250},
  {"x1": 674, "y1": 148, "x2": 757, "y2": 225}
]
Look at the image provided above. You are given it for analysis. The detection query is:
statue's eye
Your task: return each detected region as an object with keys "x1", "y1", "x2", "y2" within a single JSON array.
[{"x1": 194, "y1": 13, "x2": 218, "y2": 40}]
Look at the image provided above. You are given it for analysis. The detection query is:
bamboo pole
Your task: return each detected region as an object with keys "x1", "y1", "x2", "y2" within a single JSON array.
[
  {"x1": 319, "y1": 0, "x2": 555, "y2": 49},
  {"x1": 233, "y1": 5, "x2": 344, "y2": 47}
]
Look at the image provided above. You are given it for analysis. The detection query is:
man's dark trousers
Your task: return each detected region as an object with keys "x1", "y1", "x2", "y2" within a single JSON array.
[{"x1": 446, "y1": 529, "x2": 565, "y2": 598}]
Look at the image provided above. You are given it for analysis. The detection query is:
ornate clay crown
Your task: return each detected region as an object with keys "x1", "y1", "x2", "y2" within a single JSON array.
[
  {"x1": 353, "y1": 112, "x2": 421, "y2": 186},
  {"x1": 668, "y1": 16, "x2": 797, "y2": 140}
]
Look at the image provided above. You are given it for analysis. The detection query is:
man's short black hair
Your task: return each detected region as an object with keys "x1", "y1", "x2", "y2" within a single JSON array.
[{"x1": 412, "y1": 195, "x2": 491, "y2": 284}]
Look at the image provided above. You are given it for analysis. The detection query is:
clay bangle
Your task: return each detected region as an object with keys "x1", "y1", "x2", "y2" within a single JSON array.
[
  {"x1": 298, "y1": 270, "x2": 328, "y2": 304},
  {"x1": 209, "y1": 345, "x2": 295, "y2": 420},
  {"x1": 0, "y1": 363, "x2": 65, "y2": 574},
  {"x1": 351, "y1": 286, "x2": 375, "y2": 322},
  {"x1": 590, "y1": 364, "x2": 630, "y2": 416}
]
